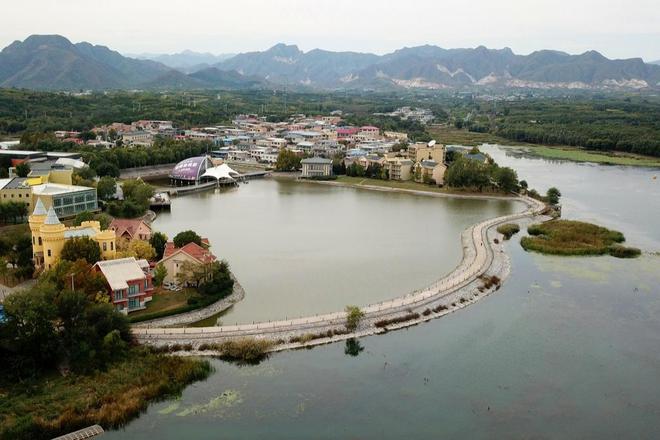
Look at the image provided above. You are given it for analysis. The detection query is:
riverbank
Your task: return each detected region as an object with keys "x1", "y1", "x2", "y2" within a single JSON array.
[
  {"x1": 296, "y1": 175, "x2": 517, "y2": 201},
  {"x1": 430, "y1": 125, "x2": 660, "y2": 167},
  {"x1": 133, "y1": 189, "x2": 546, "y2": 352},
  {"x1": 132, "y1": 274, "x2": 246, "y2": 328},
  {"x1": 0, "y1": 348, "x2": 211, "y2": 440}
]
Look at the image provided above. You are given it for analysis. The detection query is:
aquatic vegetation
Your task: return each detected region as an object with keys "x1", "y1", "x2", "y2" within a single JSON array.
[
  {"x1": 521, "y1": 220, "x2": 641, "y2": 258},
  {"x1": 176, "y1": 390, "x2": 242, "y2": 417}
]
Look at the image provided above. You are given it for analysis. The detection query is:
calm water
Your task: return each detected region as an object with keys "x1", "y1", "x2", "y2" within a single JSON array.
[
  {"x1": 109, "y1": 148, "x2": 660, "y2": 439},
  {"x1": 153, "y1": 179, "x2": 520, "y2": 324}
]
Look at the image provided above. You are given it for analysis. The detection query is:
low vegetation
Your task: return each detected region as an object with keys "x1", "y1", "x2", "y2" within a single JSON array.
[
  {"x1": 0, "y1": 279, "x2": 212, "y2": 440},
  {"x1": 0, "y1": 348, "x2": 211, "y2": 440},
  {"x1": 496, "y1": 223, "x2": 520, "y2": 240},
  {"x1": 288, "y1": 328, "x2": 350, "y2": 344},
  {"x1": 374, "y1": 312, "x2": 421, "y2": 328},
  {"x1": 520, "y1": 220, "x2": 641, "y2": 258}
]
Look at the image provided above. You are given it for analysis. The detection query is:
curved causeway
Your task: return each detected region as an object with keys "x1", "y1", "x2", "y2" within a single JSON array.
[{"x1": 133, "y1": 193, "x2": 546, "y2": 351}]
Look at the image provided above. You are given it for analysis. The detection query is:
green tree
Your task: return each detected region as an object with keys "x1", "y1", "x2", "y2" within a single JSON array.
[
  {"x1": 94, "y1": 212, "x2": 112, "y2": 230},
  {"x1": 493, "y1": 166, "x2": 519, "y2": 192},
  {"x1": 153, "y1": 263, "x2": 167, "y2": 287},
  {"x1": 14, "y1": 162, "x2": 30, "y2": 177},
  {"x1": 173, "y1": 230, "x2": 202, "y2": 248},
  {"x1": 73, "y1": 210, "x2": 95, "y2": 226},
  {"x1": 149, "y1": 231, "x2": 168, "y2": 260},
  {"x1": 61, "y1": 237, "x2": 101, "y2": 264},
  {"x1": 97, "y1": 176, "x2": 117, "y2": 200},
  {"x1": 546, "y1": 187, "x2": 562, "y2": 205},
  {"x1": 96, "y1": 162, "x2": 120, "y2": 178},
  {"x1": 275, "y1": 149, "x2": 302, "y2": 171},
  {"x1": 345, "y1": 305, "x2": 364, "y2": 331}
]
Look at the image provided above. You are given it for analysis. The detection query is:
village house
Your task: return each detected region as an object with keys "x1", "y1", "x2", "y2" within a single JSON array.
[
  {"x1": 109, "y1": 218, "x2": 152, "y2": 241},
  {"x1": 159, "y1": 239, "x2": 217, "y2": 286},
  {"x1": 93, "y1": 257, "x2": 153, "y2": 314},
  {"x1": 384, "y1": 157, "x2": 413, "y2": 181}
]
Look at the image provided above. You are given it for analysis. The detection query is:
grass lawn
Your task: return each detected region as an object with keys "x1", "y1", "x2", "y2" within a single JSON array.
[
  {"x1": 128, "y1": 288, "x2": 196, "y2": 320},
  {"x1": 334, "y1": 176, "x2": 507, "y2": 197},
  {"x1": 0, "y1": 348, "x2": 211, "y2": 440}
]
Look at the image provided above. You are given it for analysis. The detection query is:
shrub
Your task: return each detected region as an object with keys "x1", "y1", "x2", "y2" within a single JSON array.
[
  {"x1": 497, "y1": 223, "x2": 520, "y2": 240},
  {"x1": 218, "y1": 338, "x2": 275, "y2": 362},
  {"x1": 374, "y1": 312, "x2": 420, "y2": 328},
  {"x1": 608, "y1": 244, "x2": 642, "y2": 258},
  {"x1": 345, "y1": 305, "x2": 364, "y2": 331}
]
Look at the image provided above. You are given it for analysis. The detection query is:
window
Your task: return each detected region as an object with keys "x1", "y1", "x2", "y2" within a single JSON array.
[
  {"x1": 144, "y1": 279, "x2": 149, "y2": 289},
  {"x1": 103, "y1": 242, "x2": 107, "y2": 251},
  {"x1": 38, "y1": 237, "x2": 42, "y2": 245},
  {"x1": 47, "y1": 249, "x2": 51, "y2": 257},
  {"x1": 114, "y1": 290, "x2": 123, "y2": 301},
  {"x1": 129, "y1": 285, "x2": 138, "y2": 296},
  {"x1": 110, "y1": 242, "x2": 114, "y2": 251}
]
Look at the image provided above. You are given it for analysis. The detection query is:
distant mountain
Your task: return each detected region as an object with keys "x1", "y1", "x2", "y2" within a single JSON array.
[
  {"x1": 129, "y1": 50, "x2": 235, "y2": 72},
  {"x1": 1, "y1": 35, "x2": 659, "y2": 91},
  {"x1": 0, "y1": 35, "x2": 170, "y2": 89},
  {"x1": 0, "y1": 35, "x2": 263, "y2": 90},
  {"x1": 217, "y1": 43, "x2": 380, "y2": 88},
  {"x1": 215, "y1": 44, "x2": 660, "y2": 91}
]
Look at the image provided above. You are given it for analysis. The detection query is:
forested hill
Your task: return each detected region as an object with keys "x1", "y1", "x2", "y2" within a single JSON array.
[{"x1": 1, "y1": 35, "x2": 659, "y2": 91}]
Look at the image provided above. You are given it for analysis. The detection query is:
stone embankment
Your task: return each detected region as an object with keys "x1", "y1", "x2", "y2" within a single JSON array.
[
  {"x1": 132, "y1": 275, "x2": 245, "y2": 328},
  {"x1": 133, "y1": 194, "x2": 546, "y2": 352}
]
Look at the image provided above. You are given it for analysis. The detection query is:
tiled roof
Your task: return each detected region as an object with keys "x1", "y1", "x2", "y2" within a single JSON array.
[
  {"x1": 110, "y1": 218, "x2": 151, "y2": 238},
  {"x1": 162, "y1": 240, "x2": 216, "y2": 264}
]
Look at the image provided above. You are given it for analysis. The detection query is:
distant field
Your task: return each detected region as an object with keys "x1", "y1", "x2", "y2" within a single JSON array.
[
  {"x1": 430, "y1": 125, "x2": 660, "y2": 167},
  {"x1": 334, "y1": 176, "x2": 506, "y2": 196}
]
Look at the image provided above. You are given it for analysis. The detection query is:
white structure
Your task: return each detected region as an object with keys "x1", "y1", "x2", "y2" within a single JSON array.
[
  {"x1": 301, "y1": 157, "x2": 333, "y2": 178},
  {"x1": 201, "y1": 163, "x2": 243, "y2": 182}
]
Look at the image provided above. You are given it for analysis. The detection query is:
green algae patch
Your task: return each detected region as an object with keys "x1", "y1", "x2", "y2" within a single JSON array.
[
  {"x1": 521, "y1": 220, "x2": 640, "y2": 258},
  {"x1": 176, "y1": 390, "x2": 243, "y2": 417}
]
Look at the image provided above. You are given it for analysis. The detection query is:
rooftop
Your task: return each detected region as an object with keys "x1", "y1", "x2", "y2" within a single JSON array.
[
  {"x1": 32, "y1": 183, "x2": 95, "y2": 196},
  {"x1": 94, "y1": 257, "x2": 148, "y2": 291},
  {"x1": 64, "y1": 227, "x2": 97, "y2": 239},
  {"x1": 301, "y1": 157, "x2": 332, "y2": 164}
]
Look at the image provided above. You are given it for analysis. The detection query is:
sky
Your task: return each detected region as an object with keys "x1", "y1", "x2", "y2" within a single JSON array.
[{"x1": 1, "y1": 0, "x2": 659, "y2": 61}]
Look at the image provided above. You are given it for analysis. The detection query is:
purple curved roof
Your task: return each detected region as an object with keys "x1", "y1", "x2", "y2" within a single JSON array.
[{"x1": 170, "y1": 156, "x2": 209, "y2": 181}]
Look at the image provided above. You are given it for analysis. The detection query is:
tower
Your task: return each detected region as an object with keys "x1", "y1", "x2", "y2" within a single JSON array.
[
  {"x1": 40, "y1": 206, "x2": 66, "y2": 270},
  {"x1": 28, "y1": 198, "x2": 47, "y2": 268}
]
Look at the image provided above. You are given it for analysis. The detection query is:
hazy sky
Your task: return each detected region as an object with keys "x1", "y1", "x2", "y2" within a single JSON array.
[{"x1": 2, "y1": 0, "x2": 659, "y2": 61}]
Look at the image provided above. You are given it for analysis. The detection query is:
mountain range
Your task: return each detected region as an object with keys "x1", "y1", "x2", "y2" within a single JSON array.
[
  {"x1": 1, "y1": 35, "x2": 659, "y2": 92},
  {"x1": 128, "y1": 50, "x2": 235, "y2": 73}
]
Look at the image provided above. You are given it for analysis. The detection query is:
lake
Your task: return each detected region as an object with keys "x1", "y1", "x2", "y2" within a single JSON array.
[
  {"x1": 152, "y1": 178, "x2": 521, "y2": 324},
  {"x1": 108, "y1": 146, "x2": 660, "y2": 439}
]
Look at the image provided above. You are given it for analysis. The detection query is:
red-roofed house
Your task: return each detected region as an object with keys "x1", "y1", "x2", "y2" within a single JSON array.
[
  {"x1": 92, "y1": 257, "x2": 154, "y2": 314},
  {"x1": 109, "y1": 218, "x2": 152, "y2": 241},
  {"x1": 159, "y1": 239, "x2": 216, "y2": 286}
]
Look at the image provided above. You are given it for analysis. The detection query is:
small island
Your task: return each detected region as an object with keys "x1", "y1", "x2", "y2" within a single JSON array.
[{"x1": 520, "y1": 220, "x2": 641, "y2": 258}]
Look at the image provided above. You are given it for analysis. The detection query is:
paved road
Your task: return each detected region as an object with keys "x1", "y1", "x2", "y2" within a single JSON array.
[
  {"x1": 0, "y1": 279, "x2": 37, "y2": 303},
  {"x1": 133, "y1": 195, "x2": 545, "y2": 345}
]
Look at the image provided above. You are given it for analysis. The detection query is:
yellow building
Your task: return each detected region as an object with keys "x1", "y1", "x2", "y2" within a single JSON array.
[
  {"x1": 408, "y1": 143, "x2": 445, "y2": 163},
  {"x1": 29, "y1": 198, "x2": 116, "y2": 270}
]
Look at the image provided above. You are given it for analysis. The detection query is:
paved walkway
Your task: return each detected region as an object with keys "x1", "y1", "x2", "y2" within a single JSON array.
[
  {"x1": 0, "y1": 278, "x2": 36, "y2": 303},
  {"x1": 133, "y1": 194, "x2": 545, "y2": 348}
]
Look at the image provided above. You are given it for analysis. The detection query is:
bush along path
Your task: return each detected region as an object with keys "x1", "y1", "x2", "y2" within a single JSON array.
[{"x1": 132, "y1": 195, "x2": 546, "y2": 353}]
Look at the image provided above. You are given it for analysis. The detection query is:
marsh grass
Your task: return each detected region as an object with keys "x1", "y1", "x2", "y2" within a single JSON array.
[
  {"x1": 520, "y1": 220, "x2": 640, "y2": 258},
  {"x1": 0, "y1": 348, "x2": 211, "y2": 440}
]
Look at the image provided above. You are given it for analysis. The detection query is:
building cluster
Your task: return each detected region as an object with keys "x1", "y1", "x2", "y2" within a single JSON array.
[
  {"x1": 0, "y1": 150, "x2": 99, "y2": 217},
  {"x1": 27, "y1": 200, "x2": 219, "y2": 315},
  {"x1": 374, "y1": 106, "x2": 435, "y2": 124}
]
